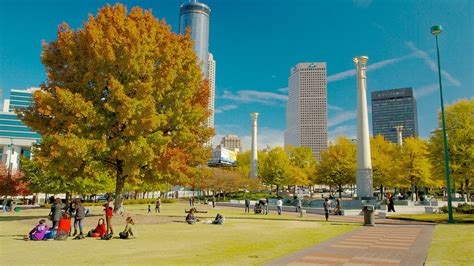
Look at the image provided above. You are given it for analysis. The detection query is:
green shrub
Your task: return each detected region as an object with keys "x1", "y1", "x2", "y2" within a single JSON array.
[
  {"x1": 439, "y1": 203, "x2": 474, "y2": 214},
  {"x1": 456, "y1": 203, "x2": 474, "y2": 214},
  {"x1": 224, "y1": 191, "x2": 277, "y2": 201}
]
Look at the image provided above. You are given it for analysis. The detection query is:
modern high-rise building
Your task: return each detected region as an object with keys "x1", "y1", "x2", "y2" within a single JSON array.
[
  {"x1": 1, "y1": 88, "x2": 40, "y2": 172},
  {"x1": 220, "y1": 135, "x2": 242, "y2": 153},
  {"x1": 371, "y1": 87, "x2": 419, "y2": 143},
  {"x1": 179, "y1": 0, "x2": 211, "y2": 77},
  {"x1": 207, "y1": 53, "x2": 215, "y2": 129},
  {"x1": 284, "y1": 62, "x2": 328, "y2": 160},
  {"x1": 179, "y1": 0, "x2": 215, "y2": 132}
]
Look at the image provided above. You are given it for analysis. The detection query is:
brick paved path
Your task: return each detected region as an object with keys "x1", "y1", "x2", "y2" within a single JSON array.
[{"x1": 264, "y1": 224, "x2": 435, "y2": 266}]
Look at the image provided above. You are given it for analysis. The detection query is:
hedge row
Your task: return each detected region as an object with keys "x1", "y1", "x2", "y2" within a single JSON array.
[{"x1": 440, "y1": 203, "x2": 474, "y2": 214}]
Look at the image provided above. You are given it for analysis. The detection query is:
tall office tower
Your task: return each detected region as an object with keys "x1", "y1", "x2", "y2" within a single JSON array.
[
  {"x1": 220, "y1": 135, "x2": 242, "y2": 153},
  {"x1": 284, "y1": 63, "x2": 328, "y2": 160},
  {"x1": 207, "y1": 53, "x2": 216, "y2": 129},
  {"x1": 371, "y1": 87, "x2": 419, "y2": 144},
  {"x1": 179, "y1": 0, "x2": 211, "y2": 77},
  {"x1": 1, "y1": 88, "x2": 40, "y2": 172}
]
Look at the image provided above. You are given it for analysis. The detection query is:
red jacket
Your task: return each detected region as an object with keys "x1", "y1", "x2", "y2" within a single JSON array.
[
  {"x1": 94, "y1": 223, "x2": 107, "y2": 236},
  {"x1": 58, "y1": 218, "x2": 71, "y2": 233}
]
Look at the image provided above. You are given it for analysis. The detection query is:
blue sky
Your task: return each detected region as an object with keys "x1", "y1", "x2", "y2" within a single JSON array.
[{"x1": 1, "y1": 0, "x2": 472, "y2": 150}]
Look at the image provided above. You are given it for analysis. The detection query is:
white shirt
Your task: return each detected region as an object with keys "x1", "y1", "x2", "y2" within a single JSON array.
[{"x1": 277, "y1": 200, "x2": 283, "y2": 207}]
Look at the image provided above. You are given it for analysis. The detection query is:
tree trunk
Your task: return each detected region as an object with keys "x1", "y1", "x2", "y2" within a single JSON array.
[
  {"x1": 338, "y1": 184, "x2": 342, "y2": 199},
  {"x1": 460, "y1": 182, "x2": 464, "y2": 201},
  {"x1": 114, "y1": 160, "x2": 126, "y2": 214},
  {"x1": 415, "y1": 185, "x2": 418, "y2": 201},
  {"x1": 466, "y1": 178, "x2": 470, "y2": 202},
  {"x1": 276, "y1": 185, "x2": 279, "y2": 196},
  {"x1": 380, "y1": 184, "x2": 383, "y2": 200}
]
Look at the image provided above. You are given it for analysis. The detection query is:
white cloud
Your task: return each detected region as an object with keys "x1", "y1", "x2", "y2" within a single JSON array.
[
  {"x1": 277, "y1": 87, "x2": 288, "y2": 93},
  {"x1": 214, "y1": 104, "x2": 238, "y2": 114},
  {"x1": 328, "y1": 125, "x2": 357, "y2": 142},
  {"x1": 328, "y1": 104, "x2": 344, "y2": 111},
  {"x1": 353, "y1": 0, "x2": 373, "y2": 8},
  {"x1": 221, "y1": 90, "x2": 288, "y2": 105},
  {"x1": 405, "y1": 41, "x2": 461, "y2": 86},
  {"x1": 328, "y1": 110, "x2": 357, "y2": 128},
  {"x1": 327, "y1": 52, "x2": 418, "y2": 83},
  {"x1": 415, "y1": 83, "x2": 439, "y2": 98}
]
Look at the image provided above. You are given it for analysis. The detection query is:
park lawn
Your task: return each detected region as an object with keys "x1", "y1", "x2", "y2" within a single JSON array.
[
  {"x1": 387, "y1": 213, "x2": 474, "y2": 223},
  {"x1": 0, "y1": 202, "x2": 357, "y2": 265},
  {"x1": 425, "y1": 224, "x2": 474, "y2": 265}
]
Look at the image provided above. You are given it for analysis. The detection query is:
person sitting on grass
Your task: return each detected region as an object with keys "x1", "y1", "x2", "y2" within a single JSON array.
[
  {"x1": 53, "y1": 213, "x2": 71, "y2": 240},
  {"x1": 119, "y1": 217, "x2": 135, "y2": 239},
  {"x1": 212, "y1": 213, "x2": 225, "y2": 225},
  {"x1": 26, "y1": 219, "x2": 50, "y2": 241},
  {"x1": 88, "y1": 218, "x2": 107, "y2": 238},
  {"x1": 186, "y1": 212, "x2": 197, "y2": 224}
]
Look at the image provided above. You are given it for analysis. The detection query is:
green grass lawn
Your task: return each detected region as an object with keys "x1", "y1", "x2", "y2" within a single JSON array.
[
  {"x1": 0, "y1": 202, "x2": 357, "y2": 265},
  {"x1": 387, "y1": 213, "x2": 474, "y2": 223},
  {"x1": 426, "y1": 224, "x2": 474, "y2": 265}
]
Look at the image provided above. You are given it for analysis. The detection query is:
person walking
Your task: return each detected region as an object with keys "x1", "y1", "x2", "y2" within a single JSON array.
[
  {"x1": 73, "y1": 199, "x2": 85, "y2": 236},
  {"x1": 265, "y1": 198, "x2": 270, "y2": 215},
  {"x1": 104, "y1": 197, "x2": 114, "y2": 235},
  {"x1": 323, "y1": 198, "x2": 330, "y2": 221},
  {"x1": 387, "y1": 193, "x2": 396, "y2": 212},
  {"x1": 276, "y1": 198, "x2": 283, "y2": 215},
  {"x1": 244, "y1": 199, "x2": 250, "y2": 213},
  {"x1": 189, "y1": 197, "x2": 193, "y2": 207},
  {"x1": 147, "y1": 204, "x2": 151, "y2": 214},
  {"x1": 212, "y1": 196, "x2": 216, "y2": 208},
  {"x1": 335, "y1": 198, "x2": 342, "y2": 215},
  {"x1": 296, "y1": 198, "x2": 302, "y2": 213},
  {"x1": 50, "y1": 198, "x2": 65, "y2": 229},
  {"x1": 155, "y1": 198, "x2": 161, "y2": 213}
]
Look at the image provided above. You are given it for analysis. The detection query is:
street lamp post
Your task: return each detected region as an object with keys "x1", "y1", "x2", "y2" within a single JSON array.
[{"x1": 431, "y1": 25, "x2": 454, "y2": 223}]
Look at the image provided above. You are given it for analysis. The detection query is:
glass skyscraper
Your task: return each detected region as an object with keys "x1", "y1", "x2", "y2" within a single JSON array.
[
  {"x1": 371, "y1": 87, "x2": 419, "y2": 143},
  {"x1": 1, "y1": 88, "x2": 40, "y2": 171},
  {"x1": 179, "y1": 0, "x2": 210, "y2": 77}
]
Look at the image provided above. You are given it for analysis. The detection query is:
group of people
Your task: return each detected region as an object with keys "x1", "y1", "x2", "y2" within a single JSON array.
[
  {"x1": 184, "y1": 207, "x2": 224, "y2": 225},
  {"x1": 26, "y1": 197, "x2": 135, "y2": 241},
  {"x1": 147, "y1": 199, "x2": 161, "y2": 214}
]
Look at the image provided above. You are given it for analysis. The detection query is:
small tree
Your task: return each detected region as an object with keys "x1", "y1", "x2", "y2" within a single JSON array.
[
  {"x1": 0, "y1": 163, "x2": 29, "y2": 197},
  {"x1": 397, "y1": 137, "x2": 432, "y2": 200},
  {"x1": 316, "y1": 137, "x2": 356, "y2": 198},
  {"x1": 370, "y1": 135, "x2": 398, "y2": 197},
  {"x1": 429, "y1": 98, "x2": 473, "y2": 200}
]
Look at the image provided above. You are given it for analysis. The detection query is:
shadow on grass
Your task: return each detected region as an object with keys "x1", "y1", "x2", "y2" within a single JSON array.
[
  {"x1": 0, "y1": 215, "x2": 48, "y2": 222},
  {"x1": 163, "y1": 215, "x2": 359, "y2": 225},
  {"x1": 0, "y1": 214, "x2": 104, "y2": 222}
]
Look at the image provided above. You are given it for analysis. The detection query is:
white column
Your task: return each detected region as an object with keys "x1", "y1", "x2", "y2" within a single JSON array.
[
  {"x1": 395, "y1": 125, "x2": 404, "y2": 146},
  {"x1": 250, "y1": 112, "x2": 259, "y2": 178},
  {"x1": 353, "y1": 56, "x2": 373, "y2": 199}
]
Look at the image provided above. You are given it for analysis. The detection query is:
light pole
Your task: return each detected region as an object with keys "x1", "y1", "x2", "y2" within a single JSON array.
[{"x1": 431, "y1": 25, "x2": 454, "y2": 223}]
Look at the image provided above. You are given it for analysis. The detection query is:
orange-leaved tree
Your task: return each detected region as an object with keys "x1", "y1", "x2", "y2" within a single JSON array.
[{"x1": 20, "y1": 4, "x2": 213, "y2": 212}]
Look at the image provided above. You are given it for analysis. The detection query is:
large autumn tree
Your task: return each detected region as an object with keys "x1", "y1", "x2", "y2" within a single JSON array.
[{"x1": 20, "y1": 4, "x2": 213, "y2": 212}]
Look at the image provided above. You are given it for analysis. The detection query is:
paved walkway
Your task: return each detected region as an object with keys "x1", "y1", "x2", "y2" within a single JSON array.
[{"x1": 264, "y1": 223, "x2": 435, "y2": 266}]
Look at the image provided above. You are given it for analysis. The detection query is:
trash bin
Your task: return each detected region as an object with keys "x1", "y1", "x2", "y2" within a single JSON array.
[{"x1": 362, "y1": 205, "x2": 375, "y2": 226}]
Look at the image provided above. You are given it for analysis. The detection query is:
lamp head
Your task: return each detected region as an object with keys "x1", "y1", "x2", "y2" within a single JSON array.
[{"x1": 431, "y1": 25, "x2": 443, "y2": 36}]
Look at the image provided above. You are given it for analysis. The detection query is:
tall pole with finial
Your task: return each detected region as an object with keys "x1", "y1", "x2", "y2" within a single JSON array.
[
  {"x1": 250, "y1": 112, "x2": 259, "y2": 178},
  {"x1": 354, "y1": 56, "x2": 373, "y2": 199}
]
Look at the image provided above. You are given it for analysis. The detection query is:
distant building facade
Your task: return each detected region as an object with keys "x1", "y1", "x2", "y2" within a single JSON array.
[
  {"x1": 1, "y1": 88, "x2": 40, "y2": 172},
  {"x1": 284, "y1": 62, "x2": 328, "y2": 160},
  {"x1": 371, "y1": 87, "x2": 419, "y2": 143},
  {"x1": 207, "y1": 53, "x2": 216, "y2": 129},
  {"x1": 220, "y1": 135, "x2": 242, "y2": 153}
]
